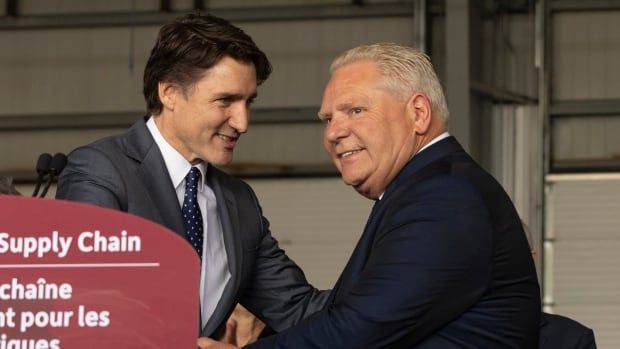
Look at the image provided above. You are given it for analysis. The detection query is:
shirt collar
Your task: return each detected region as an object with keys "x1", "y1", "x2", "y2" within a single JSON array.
[
  {"x1": 146, "y1": 116, "x2": 207, "y2": 190},
  {"x1": 376, "y1": 132, "x2": 450, "y2": 201},
  {"x1": 416, "y1": 131, "x2": 450, "y2": 155}
]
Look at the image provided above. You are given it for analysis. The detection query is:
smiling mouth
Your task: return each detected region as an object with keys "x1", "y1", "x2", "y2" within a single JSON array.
[
  {"x1": 217, "y1": 134, "x2": 240, "y2": 150},
  {"x1": 218, "y1": 134, "x2": 238, "y2": 142},
  {"x1": 338, "y1": 149, "x2": 363, "y2": 159}
]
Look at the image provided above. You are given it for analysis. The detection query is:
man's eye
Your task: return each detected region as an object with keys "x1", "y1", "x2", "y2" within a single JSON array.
[
  {"x1": 216, "y1": 99, "x2": 231, "y2": 107},
  {"x1": 351, "y1": 107, "x2": 363, "y2": 115}
]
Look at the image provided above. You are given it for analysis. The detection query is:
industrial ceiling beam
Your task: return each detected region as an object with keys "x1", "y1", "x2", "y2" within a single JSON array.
[
  {"x1": 550, "y1": 0, "x2": 620, "y2": 12},
  {"x1": 0, "y1": 107, "x2": 320, "y2": 131},
  {"x1": 0, "y1": 2, "x2": 414, "y2": 31}
]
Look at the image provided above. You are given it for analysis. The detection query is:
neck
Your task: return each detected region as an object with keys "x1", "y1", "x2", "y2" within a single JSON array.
[{"x1": 152, "y1": 114, "x2": 199, "y2": 164}]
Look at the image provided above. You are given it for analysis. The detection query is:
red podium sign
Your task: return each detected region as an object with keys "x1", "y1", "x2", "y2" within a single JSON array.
[{"x1": 0, "y1": 196, "x2": 200, "y2": 349}]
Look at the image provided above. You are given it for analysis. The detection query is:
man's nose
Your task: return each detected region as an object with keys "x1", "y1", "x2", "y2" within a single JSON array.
[
  {"x1": 229, "y1": 104, "x2": 249, "y2": 134},
  {"x1": 324, "y1": 117, "x2": 349, "y2": 143}
]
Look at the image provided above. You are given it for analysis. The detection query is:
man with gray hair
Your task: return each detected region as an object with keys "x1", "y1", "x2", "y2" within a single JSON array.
[{"x1": 200, "y1": 42, "x2": 540, "y2": 348}]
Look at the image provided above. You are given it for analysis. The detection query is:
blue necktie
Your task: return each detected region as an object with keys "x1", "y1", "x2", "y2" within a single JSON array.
[{"x1": 182, "y1": 167, "x2": 203, "y2": 257}]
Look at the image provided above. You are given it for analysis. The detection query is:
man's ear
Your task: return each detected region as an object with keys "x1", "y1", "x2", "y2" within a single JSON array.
[
  {"x1": 158, "y1": 81, "x2": 179, "y2": 112},
  {"x1": 407, "y1": 92, "x2": 432, "y2": 135}
]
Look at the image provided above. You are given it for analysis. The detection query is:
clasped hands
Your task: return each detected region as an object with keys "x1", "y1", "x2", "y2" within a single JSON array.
[{"x1": 197, "y1": 305, "x2": 265, "y2": 349}]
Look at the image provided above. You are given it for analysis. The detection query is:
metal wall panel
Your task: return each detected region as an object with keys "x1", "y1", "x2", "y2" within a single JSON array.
[
  {"x1": 0, "y1": 128, "x2": 125, "y2": 172},
  {"x1": 247, "y1": 18, "x2": 414, "y2": 108},
  {"x1": 0, "y1": 27, "x2": 154, "y2": 115},
  {"x1": 246, "y1": 177, "x2": 373, "y2": 289},
  {"x1": 481, "y1": 14, "x2": 537, "y2": 99},
  {"x1": 234, "y1": 123, "x2": 330, "y2": 165},
  {"x1": 45, "y1": 0, "x2": 397, "y2": 10},
  {"x1": 552, "y1": 115, "x2": 620, "y2": 161},
  {"x1": 207, "y1": 0, "x2": 349, "y2": 7},
  {"x1": 0, "y1": 123, "x2": 331, "y2": 174},
  {"x1": 20, "y1": 0, "x2": 159, "y2": 14},
  {"x1": 0, "y1": 17, "x2": 413, "y2": 114},
  {"x1": 0, "y1": 16, "x2": 413, "y2": 174},
  {"x1": 545, "y1": 175, "x2": 620, "y2": 349},
  {"x1": 553, "y1": 11, "x2": 620, "y2": 100}
]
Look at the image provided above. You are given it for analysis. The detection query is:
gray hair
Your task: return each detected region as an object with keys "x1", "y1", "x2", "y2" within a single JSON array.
[{"x1": 330, "y1": 42, "x2": 449, "y2": 122}]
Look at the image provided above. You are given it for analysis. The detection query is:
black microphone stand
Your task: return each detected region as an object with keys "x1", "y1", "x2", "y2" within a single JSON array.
[
  {"x1": 39, "y1": 153, "x2": 67, "y2": 198},
  {"x1": 32, "y1": 153, "x2": 52, "y2": 197}
]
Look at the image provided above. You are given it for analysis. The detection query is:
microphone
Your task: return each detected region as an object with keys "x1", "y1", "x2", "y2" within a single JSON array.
[
  {"x1": 39, "y1": 153, "x2": 68, "y2": 198},
  {"x1": 32, "y1": 153, "x2": 52, "y2": 197}
]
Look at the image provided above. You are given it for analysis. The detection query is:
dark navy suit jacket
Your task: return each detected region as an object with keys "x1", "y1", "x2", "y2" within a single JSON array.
[
  {"x1": 540, "y1": 313, "x2": 596, "y2": 349},
  {"x1": 248, "y1": 136, "x2": 540, "y2": 348}
]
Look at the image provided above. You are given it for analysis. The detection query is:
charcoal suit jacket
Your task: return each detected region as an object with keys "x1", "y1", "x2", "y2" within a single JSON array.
[{"x1": 56, "y1": 117, "x2": 328, "y2": 337}]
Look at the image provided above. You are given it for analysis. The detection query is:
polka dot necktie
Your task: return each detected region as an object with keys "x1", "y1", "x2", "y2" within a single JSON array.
[{"x1": 182, "y1": 167, "x2": 203, "y2": 257}]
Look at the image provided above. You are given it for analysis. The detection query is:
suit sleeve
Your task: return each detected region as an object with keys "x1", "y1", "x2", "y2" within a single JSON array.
[
  {"x1": 246, "y1": 177, "x2": 493, "y2": 348},
  {"x1": 578, "y1": 329, "x2": 597, "y2": 349},
  {"x1": 56, "y1": 145, "x2": 125, "y2": 210},
  {"x1": 238, "y1": 187, "x2": 330, "y2": 332}
]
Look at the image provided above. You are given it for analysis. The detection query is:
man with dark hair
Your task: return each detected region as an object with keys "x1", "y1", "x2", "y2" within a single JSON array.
[{"x1": 57, "y1": 13, "x2": 327, "y2": 341}]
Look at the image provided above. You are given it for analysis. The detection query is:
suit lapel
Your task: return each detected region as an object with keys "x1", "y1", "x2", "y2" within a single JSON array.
[
  {"x1": 124, "y1": 118, "x2": 186, "y2": 238},
  {"x1": 539, "y1": 314, "x2": 550, "y2": 348},
  {"x1": 330, "y1": 137, "x2": 463, "y2": 302},
  {"x1": 201, "y1": 167, "x2": 242, "y2": 335},
  {"x1": 329, "y1": 199, "x2": 383, "y2": 302}
]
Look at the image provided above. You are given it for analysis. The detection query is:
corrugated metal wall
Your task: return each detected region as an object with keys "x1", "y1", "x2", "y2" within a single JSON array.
[
  {"x1": 0, "y1": 15, "x2": 413, "y2": 173},
  {"x1": 553, "y1": 11, "x2": 620, "y2": 100},
  {"x1": 545, "y1": 8, "x2": 620, "y2": 346},
  {"x1": 246, "y1": 177, "x2": 373, "y2": 289},
  {"x1": 551, "y1": 10, "x2": 620, "y2": 166},
  {"x1": 545, "y1": 175, "x2": 620, "y2": 349}
]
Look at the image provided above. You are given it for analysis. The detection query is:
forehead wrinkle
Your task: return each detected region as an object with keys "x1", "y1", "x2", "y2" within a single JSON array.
[{"x1": 335, "y1": 89, "x2": 374, "y2": 110}]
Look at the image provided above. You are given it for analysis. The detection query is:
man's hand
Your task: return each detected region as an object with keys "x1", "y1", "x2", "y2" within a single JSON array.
[
  {"x1": 222, "y1": 304, "x2": 267, "y2": 346},
  {"x1": 197, "y1": 337, "x2": 239, "y2": 349},
  {"x1": 219, "y1": 318, "x2": 238, "y2": 345}
]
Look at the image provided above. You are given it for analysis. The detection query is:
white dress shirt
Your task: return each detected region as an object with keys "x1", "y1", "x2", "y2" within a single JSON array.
[
  {"x1": 147, "y1": 117, "x2": 231, "y2": 327},
  {"x1": 416, "y1": 131, "x2": 450, "y2": 155},
  {"x1": 378, "y1": 132, "x2": 450, "y2": 201}
]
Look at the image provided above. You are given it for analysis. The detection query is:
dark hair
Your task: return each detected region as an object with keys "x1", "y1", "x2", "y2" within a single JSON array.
[
  {"x1": 143, "y1": 13, "x2": 272, "y2": 115},
  {"x1": 0, "y1": 176, "x2": 21, "y2": 195}
]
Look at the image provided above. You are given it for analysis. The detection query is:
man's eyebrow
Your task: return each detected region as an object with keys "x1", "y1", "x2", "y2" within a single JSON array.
[
  {"x1": 318, "y1": 100, "x2": 357, "y2": 119},
  {"x1": 335, "y1": 101, "x2": 353, "y2": 111},
  {"x1": 213, "y1": 91, "x2": 258, "y2": 100},
  {"x1": 318, "y1": 111, "x2": 331, "y2": 119}
]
